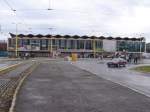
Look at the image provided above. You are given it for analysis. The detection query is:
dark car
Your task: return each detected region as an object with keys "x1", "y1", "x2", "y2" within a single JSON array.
[{"x1": 107, "y1": 58, "x2": 127, "y2": 68}]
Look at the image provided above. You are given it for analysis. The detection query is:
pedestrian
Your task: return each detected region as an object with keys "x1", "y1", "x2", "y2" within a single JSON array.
[
  {"x1": 134, "y1": 54, "x2": 138, "y2": 64},
  {"x1": 25, "y1": 52, "x2": 29, "y2": 60},
  {"x1": 128, "y1": 54, "x2": 132, "y2": 63}
]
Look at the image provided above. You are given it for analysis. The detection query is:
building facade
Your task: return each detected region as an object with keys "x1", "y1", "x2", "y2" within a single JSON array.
[
  {"x1": 146, "y1": 43, "x2": 150, "y2": 53},
  {"x1": 8, "y1": 33, "x2": 146, "y2": 57},
  {"x1": 0, "y1": 40, "x2": 7, "y2": 57}
]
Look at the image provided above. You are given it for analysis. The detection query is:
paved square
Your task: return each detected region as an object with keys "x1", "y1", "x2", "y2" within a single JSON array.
[{"x1": 15, "y1": 61, "x2": 150, "y2": 112}]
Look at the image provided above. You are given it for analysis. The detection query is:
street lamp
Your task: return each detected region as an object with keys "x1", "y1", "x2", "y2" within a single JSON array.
[
  {"x1": 48, "y1": 0, "x2": 53, "y2": 10},
  {"x1": 48, "y1": 28, "x2": 53, "y2": 57},
  {"x1": 12, "y1": 22, "x2": 22, "y2": 58},
  {"x1": 139, "y1": 33, "x2": 145, "y2": 60}
]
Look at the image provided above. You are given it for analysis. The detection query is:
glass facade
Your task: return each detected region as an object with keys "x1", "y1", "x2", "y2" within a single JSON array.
[
  {"x1": 85, "y1": 40, "x2": 93, "y2": 50},
  {"x1": 67, "y1": 40, "x2": 72, "y2": 49},
  {"x1": 9, "y1": 39, "x2": 103, "y2": 51},
  {"x1": 59, "y1": 39, "x2": 67, "y2": 49},
  {"x1": 41, "y1": 39, "x2": 48, "y2": 50},
  {"x1": 9, "y1": 38, "x2": 145, "y2": 53},
  {"x1": 117, "y1": 41, "x2": 145, "y2": 52},
  {"x1": 22, "y1": 39, "x2": 30, "y2": 46},
  {"x1": 95, "y1": 40, "x2": 103, "y2": 51},
  {"x1": 77, "y1": 40, "x2": 84, "y2": 49},
  {"x1": 30, "y1": 39, "x2": 40, "y2": 45}
]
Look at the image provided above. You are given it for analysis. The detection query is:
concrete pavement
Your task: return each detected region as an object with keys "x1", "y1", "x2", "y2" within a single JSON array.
[{"x1": 15, "y1": 61, "x2": 150, "y2": 112}]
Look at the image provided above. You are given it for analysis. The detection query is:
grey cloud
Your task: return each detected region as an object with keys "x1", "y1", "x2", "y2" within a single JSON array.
[{"x1": 0, "y1": 0, "x2": 150, "y2": 42}]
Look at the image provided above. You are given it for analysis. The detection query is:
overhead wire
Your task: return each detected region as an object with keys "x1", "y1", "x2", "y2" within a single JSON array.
[
  {"x1": 2, "y1": 0, "x2": 31, "y2": 33},
  {"x1": 2, "y1": 0, "x2": 55, "y2": 33},
  {"x1": 3, "y1": 0, "x2": 16, "y2": 11}
]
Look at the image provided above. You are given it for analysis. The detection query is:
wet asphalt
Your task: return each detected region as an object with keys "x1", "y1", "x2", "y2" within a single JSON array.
[{"x1": 15, "y1": 61, "x2": 150, "y2": 112}]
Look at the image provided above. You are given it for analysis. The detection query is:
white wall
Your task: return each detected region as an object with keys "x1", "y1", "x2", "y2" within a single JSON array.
[{"x1": 103, "y1": 40, "x2": 116, "y2": 52}]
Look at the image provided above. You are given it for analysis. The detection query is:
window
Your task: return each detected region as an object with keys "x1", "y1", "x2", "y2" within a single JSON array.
[
  {"x1": 117, "y1": 41, "x2": 145, "y2": 52},
  {"x1": 77, "y1": 40, "x2": 84, "y2": 49},
  {"x1": 41, "y1": 40, "x2": 48, "y2": 50},
  {"x1": 85, "y1": 40, "x2": 92, "y2": 50},
  {"x1": 95, "y1": 40, "x2": 102, "y2": 49}
]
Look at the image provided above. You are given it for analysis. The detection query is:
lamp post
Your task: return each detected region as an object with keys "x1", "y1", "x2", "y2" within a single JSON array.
[
  {"x1": 48, "y1": 0, "x2": 53, "y2": 10},
  {"x1": 139, "y1": 33, "x2": 144, "y2": 60},
  {"x1": 12, "y1": 23, "x2": 21, "y2": 58},
  {"x1": 48, "y1": 28, "x2": 53, "y2": 57},
  {"x1": 93, "y1": 39, "x2": 96, "y2": 58}
]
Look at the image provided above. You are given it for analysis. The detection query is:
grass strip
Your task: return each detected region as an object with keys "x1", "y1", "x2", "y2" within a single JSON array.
[{"x1": 132, "y1": 66, "x2": 150, "y2": 73}]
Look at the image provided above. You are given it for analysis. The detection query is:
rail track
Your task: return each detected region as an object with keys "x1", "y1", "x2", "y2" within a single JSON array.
[{"x1": 0, "y1": 61, "x2": 39, "y2": 112}]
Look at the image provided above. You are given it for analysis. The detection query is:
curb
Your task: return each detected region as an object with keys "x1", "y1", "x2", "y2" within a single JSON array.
[{"x1": 9, "y1": 62, "x2": 39, "y2": 112}]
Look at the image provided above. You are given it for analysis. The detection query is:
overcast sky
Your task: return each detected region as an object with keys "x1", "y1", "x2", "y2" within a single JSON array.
[{"x1": 0, "y1": 0, "x2": 150, "y2": 42}]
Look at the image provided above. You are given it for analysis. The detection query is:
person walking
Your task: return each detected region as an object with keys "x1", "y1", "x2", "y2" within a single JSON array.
[
  {"x1": 134, "y1": 54, "x2": 138, "y2": 64},
  {"x1": 128, "y1": 54, "x2": 132, "y2": 63}
]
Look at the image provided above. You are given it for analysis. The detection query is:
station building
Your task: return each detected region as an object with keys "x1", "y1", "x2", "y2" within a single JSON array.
[
  {"x1": 146, "y1": 43, "x2": 150, "y2": 53},
  {"x1": 8, "y1": 33, "x2": 146, "y2": 57}
]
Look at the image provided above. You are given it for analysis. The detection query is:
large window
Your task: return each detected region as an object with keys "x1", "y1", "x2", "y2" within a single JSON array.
[
  {"x1": 67, "y1": 40, "x2": 72, "y2": 49},
  {"x1": 41, "y1": 39, "x2": 48, "y2": 50},
  {"x1": 117, "y1": 41, "x2": 145, "y2": 52},
  {"x1": 95, "y1": 40, "x2": 103, "y2": 51},
  {"x1": 30, "y1": 39, "x2": 40, "y2": 51},
  {"x1": 85, "y1": 40, "x2": 92, "y2": 50},
  {"x1": 77, "y1": 40, "x2": 84, "y2": 49},
  {"x1": 30, "y1": 39, "x2": 40, "y2": 45},
  {"x1": 22, "y1": 39, "x2": 30, "y2": 46},
  {"x1": 68, "y1": 40, "x2": 76, "y2": 49},
  {"x1": 58, "y1": 39, "x2": 67, "y2": 49}
]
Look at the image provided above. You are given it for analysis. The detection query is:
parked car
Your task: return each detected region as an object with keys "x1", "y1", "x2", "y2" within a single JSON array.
[{"x1": 107, "y1": 58, "x2": 127, "y2": 68}]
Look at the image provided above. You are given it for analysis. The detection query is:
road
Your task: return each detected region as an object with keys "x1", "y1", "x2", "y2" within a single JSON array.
[
  {"x1": 73, "y1": 59, "x2": 150, "y2": 97},
  {"x1": 15, "y1": 61, "x2": 150, "y2": 112}
]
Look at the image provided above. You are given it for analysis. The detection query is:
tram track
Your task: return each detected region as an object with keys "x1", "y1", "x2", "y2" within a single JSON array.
[{"x1": 0, "y1": 61, "x2": 40, "y2": 112}]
